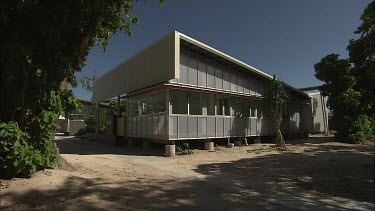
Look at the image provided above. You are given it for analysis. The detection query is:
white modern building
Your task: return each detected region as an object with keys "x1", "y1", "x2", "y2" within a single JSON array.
[{"x1": 93, "y1": 31, "x2": 327, "y2": 151}]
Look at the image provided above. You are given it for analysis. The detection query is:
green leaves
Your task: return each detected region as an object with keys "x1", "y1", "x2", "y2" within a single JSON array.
[
  {"x1": 0, "y1": 122, "x2": 42, "y2": 179},
  {"x1": 0, "y1": 0, "x2": 163, "y2": 178},
  {"x1": 264, "y1": 76, "x2": 290, "y2": 116},
  {"x1": 314, "y1": 1, "x2": 375, "y2": 143}
]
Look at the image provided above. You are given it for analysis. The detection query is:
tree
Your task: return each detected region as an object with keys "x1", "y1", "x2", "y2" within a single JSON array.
[
  {"x1": 314, "y1": 1, "x2": 374, "y2": 143},
  {"x1": 264, "y1": 76, "x2": 290, "y2": 149},
  {"x1": 0, "y1": 0, "x2": 163, "y2": 178}
]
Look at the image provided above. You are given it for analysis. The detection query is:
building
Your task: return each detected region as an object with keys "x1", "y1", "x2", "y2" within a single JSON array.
[
  {"x1": 93, "y1": 31, "x2": 326, "y2": 154},
  {"x1": 57, "y1": 99, "x2": 109, "y2": 135}
]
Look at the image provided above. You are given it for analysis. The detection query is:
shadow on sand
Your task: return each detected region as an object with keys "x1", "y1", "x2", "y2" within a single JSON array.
[{"x1": 2, "y1": 138, "x2": 374, "y2": 210}]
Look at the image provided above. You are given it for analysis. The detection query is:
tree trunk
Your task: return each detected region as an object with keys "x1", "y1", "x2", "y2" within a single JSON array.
[{"x1": 274, "y1": 113, "x2": 286, "y2": 149}]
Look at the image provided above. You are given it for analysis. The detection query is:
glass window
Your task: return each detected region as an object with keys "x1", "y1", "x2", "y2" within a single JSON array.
[
  {"x1": 154, "y1": 90, "x2": 166, "y2": 113},
  {"x1": 202, "y1": 93, "x2": 208, "y2": 115},
  {"x1": 231, "y1": 97, "x2": 242, "y2": 117},
  {"x1": 216, "y1": 95, "x2": 223, "y2": 115},
  {"x1": 257, "y1": 101, "x2": 263, "y2": 117},
  {"x1": 147, "y1": 95, "x2": 154, "y2": 114},
  {"x1": 171, "y1": 89, "x2": 188, "y2": 114},
  {"x1": 139, "y1": 97, "x2": 147, "y2": 115},
  {"x1": 208, "y1": 94, "x2": 215, "y2": 116},
  {"x1": 129, "y1": 98, "x2": 135, "y2": 117},
  {"x1": 189, "y1": 92, "x2": 201, "y2": 115},
  {"x1": 242, "y1": 99, "x2": 250, "y2": 117},
  {"x1": 250, "y1": 100, "x2": 257, "y2": 117},
  {"x1": 224, "y1": 96, "x2": 230, "y2": 116},
  {"x1": 201, "y1": 93, "x2": 215, "y2": 116}
]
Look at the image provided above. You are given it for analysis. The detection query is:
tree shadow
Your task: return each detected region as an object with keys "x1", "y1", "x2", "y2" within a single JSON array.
[
  {"x1": 3, "y1": 138, "x2": 374, "y2": 210},
  {"x1": 56, "y1": 137, "x2": 164, "y2": 156},
  {"x1": 195, "y1": 143, "x2": 374, "y2": 210},
  {"x1": 1, "y1": 175, "x2": 280, "y2": 210}
]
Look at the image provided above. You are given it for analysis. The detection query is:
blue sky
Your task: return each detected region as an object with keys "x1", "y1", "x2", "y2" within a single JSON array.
[{"x1": 72, "y1": 0, "x2": 370, "y2": 100}]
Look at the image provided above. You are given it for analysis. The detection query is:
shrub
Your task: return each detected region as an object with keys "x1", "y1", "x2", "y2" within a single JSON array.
[
  {"x1": 346, "y1": 115, "x2": 374, "y2": 143},
  {"x1": 26, "y1": 111, "x2": 59, "y2": 168},
  {"x1": 1, "y1": 122, "x2": 40, "y2": 178},
  {"x1": 0, "y1": 112, "x2": 60, "y2": 179},
  {"x1": 176, "y1": 142, "x2": 193, "y2": 155}
]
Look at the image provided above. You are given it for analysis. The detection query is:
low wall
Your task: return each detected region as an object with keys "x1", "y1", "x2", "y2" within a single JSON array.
[{"x1": 70, "y1": 120, "x2": 86, "y2": 135}]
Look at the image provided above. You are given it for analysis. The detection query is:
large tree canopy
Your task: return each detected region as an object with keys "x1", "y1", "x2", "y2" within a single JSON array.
[
  {"x1": 314, "y1": 1, "x2": 374, "y2": 143},
  {"x1": 0, "y1": 0, "x2": 162, "y2": 178}
]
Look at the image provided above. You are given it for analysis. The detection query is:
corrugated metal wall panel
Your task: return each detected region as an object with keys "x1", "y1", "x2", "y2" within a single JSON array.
[{"x1": 93, "y1": 32, "x2": 177, "y2": 102}]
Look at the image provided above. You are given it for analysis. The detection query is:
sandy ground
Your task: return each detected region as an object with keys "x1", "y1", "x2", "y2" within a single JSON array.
[{"x1": 1, "y1": 135, "x2": 374, "y2": 210}]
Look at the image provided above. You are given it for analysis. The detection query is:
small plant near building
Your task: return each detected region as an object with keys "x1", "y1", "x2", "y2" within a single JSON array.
[{"x1": 176, "y1": 143, "x2": 193, "y2": 155}]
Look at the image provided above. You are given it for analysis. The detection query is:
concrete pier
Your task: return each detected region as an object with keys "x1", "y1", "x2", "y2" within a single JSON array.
[
  {"x1": 242, "y1": 137, "x2": 249, "y2": 146},
  {"x1": 165, "y1": 145, "x2": 175, "y2": 157},
  {"x1": 204, "y1": 142, "x2": 214, "y2": 151}
]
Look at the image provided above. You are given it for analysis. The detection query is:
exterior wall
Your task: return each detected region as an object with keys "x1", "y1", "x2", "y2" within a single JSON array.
[
  {"x1": 69, "y1": 120, "x2": 86, "y2": 135},
  {"x1": 309, "y1": 92, "x2": 329, "y2": 133},
  {"x1": 93, "y1": 32, "x2": 179, "y2": 102},
  {"x1": 126, "y1": 113, "x2": 168, "y2": 139},
  {"x1": 167, "y1": 87, "x2": 275, "y2": 140},
  {"x1": 169, "y1": 115, "x2": 273, "y2": 140},
  {"x1": 126, "y1": 89, "x2": 168, "y2": 140},
  {"x1": 170, "y1": 47, "x2": 265, "y2": 97}
]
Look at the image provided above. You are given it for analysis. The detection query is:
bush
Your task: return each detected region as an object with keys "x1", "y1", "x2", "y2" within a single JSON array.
[
  {"x1": 27, "y1": 111, "x2": 59, "y2": 168},
  {"x1": 346, "y1": 115, "x2": 374, "y2": 143},
  {"x1": 0, "y1": 113, "x2": 60, "y2": 179},
  {"x1": 1, "y1": 122, "x2": 40, "y2": 178},
  {"x1": 176, "y1": 143, "x2": 193, "y2": 155}
]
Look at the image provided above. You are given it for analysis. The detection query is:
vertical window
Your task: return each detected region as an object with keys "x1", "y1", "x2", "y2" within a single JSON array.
[
  {"x1": 224, "y1": 96, "x2": 230, "y2": 116},
  {"x1": 243, "y1": 99, "x2": 250, "y2": 117},
  {"x1": 216, "y1": 95, "x2": 223, "y2": 115},
  {"x1": 233, "y1": 97, "x2": 242, "y2": 117},
  {"x1": 229, "y1": 97, "x2": 242, "y2": 116},
  {"x1": 208, "y1": 94, "x2": 215, "y2": 115},
  {"x1": 202, "y1": 93, "x2": 216, "y2": 116},
  {"x1": 140, "y1": 97, "x2": 148, "y2": 115},
  {"x1": 257, "y1": 101, "x2": 263, "y2": 117},
  {"x1": 147, "y1": 95, "x2": 154, "y2": 114},
  {"x1": 154, "y1": 90, "x2": 166, "y2": 113},
  {"x1": 170, "y1": 89, "x2": 188, "y2": 114},
  {"x1": 250, "y1": 99, "x2": 257, "y2": 117},
  {"x1": 202, "y1": 93, "x2": 208, "y2": 115},
  {"x1": 189, "y1": 91, "x2": 201, "y2": 115}
]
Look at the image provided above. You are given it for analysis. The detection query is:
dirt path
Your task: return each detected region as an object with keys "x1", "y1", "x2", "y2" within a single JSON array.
[{"x1": 1, "y1": 136, "x2": 374, "y2": 210}]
